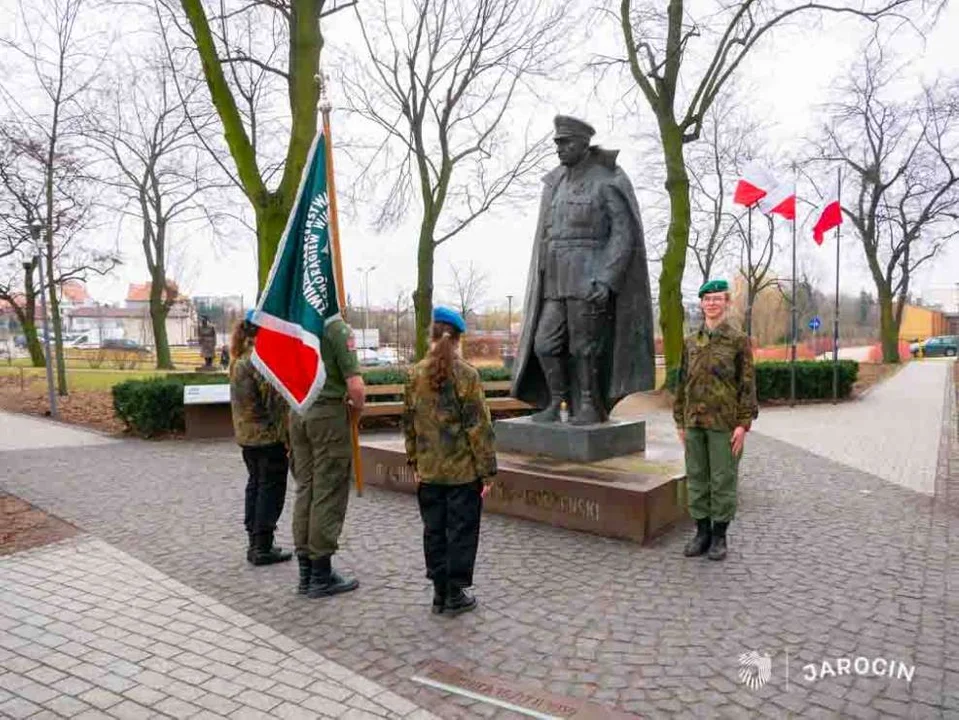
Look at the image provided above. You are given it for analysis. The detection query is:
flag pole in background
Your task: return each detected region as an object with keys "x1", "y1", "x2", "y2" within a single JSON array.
[
  {"x1": 832, "y1": 167, "x2": 842, "y2": 403},
  {"x1": 319, "y1": 71, "x2": 364, "y2": 497},
  {"x1": 790, "y1": 169, "x2": 798, "y2": 407}
]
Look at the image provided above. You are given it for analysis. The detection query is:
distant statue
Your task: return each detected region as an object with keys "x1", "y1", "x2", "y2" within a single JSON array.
[
  {"x1": 511, "y1": 115, "x2": 655, "y2": 425},
  {"x1": 198, "y1": 316, "x2": 217, "y2": 369}
]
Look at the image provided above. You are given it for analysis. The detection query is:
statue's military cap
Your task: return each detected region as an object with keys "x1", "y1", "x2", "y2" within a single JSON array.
[
  {"x1": 698, "y1": 279, "x2": 730, "y2": 298},
  {"x1": 553, "y1": 115, "x2": 596, "y2": 140}
]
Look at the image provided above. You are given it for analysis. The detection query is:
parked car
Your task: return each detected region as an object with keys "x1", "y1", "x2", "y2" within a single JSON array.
[
  {"x1": 102, "y1": 338, "x2": 150, "y2": 354},
  {"x1": 912, "y1": 335, "x2": 958, "y2": 358}
]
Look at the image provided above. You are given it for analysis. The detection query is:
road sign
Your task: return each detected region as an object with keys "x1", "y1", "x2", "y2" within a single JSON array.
[{"x1": 808, "y1": 316, "x2": 821, "y2": 331}]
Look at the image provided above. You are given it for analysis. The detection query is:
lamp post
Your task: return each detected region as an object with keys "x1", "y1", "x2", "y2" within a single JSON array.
[
  {"x1": 29, "y1": 219, "x2": 57, "y2": 419},
  {"x1": 506, "y1": 294, "x2": 513, "y2": 351},
  {"x1": 357, "y1": 265, "x2": 376, "y2": 348}
]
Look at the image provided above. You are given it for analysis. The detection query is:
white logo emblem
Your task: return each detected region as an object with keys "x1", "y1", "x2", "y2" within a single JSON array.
[{"x1": 738, "y1": 651, "x2": 772, "y2": 690}]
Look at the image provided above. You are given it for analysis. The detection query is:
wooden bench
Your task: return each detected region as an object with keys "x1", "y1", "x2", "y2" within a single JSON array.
[{"x1": 182, "y1": 379, "x2": 530, "y2": 438}]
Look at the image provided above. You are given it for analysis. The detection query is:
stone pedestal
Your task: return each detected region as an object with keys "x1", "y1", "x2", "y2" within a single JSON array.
[
  {"x1": 360, "y1": 436, "x2": 686, "y2": 545},
  {"x1": 494, "y1": 416, "x2": 645, "y2": 463}
]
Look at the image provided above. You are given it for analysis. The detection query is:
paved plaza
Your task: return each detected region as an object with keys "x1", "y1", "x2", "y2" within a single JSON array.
[{"x1": 0, "y1": 359, "x2": 957, "y2": 718}]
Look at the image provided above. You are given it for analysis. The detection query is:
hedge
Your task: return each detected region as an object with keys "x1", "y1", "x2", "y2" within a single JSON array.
[
  {"x1": 754, "y1": 360, "x2": 858, "y2": 401},
  {"x1": 112, "y1": 361, "x2": 858, "y2": 437},
  {"x1": 113, "y1": 377, "x2": 188, "y2": 438}
]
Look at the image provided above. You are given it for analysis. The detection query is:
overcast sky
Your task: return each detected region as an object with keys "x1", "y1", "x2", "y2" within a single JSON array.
[{"x1": 10, "y1": 0, "x2": 958, "y2": 313}]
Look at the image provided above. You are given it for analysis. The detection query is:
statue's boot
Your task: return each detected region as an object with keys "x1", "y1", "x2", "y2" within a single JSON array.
[
  {"x1": 571, "y1": 358, "x2": 604, "y2": 426},
  {"x1": 531, "y1": 356, "x2": 567, "y2": 423}
]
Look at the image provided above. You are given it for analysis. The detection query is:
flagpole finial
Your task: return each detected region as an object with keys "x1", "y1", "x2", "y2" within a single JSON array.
[{"x1": 316, "y1": 71, "x2": 331, "y2": 113}]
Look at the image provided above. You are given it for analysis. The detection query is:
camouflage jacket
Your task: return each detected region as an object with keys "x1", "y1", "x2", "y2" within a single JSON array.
[
  {"x1": 673, "y1": 321, "x2": 758, "y2": 432},
  {"x1": 230, "y1": 352, "x2": 289, "y2": 447},
  {"x1": 403, "y1": 358, "x2": 498, "y2": 485}
]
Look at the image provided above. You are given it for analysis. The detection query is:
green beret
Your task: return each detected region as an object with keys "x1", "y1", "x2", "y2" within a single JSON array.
[{"x1": 698, "y1": 279, "x2": 729, "y2": 298}]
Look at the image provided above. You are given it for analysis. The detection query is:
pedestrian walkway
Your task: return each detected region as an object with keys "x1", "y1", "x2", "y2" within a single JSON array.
[
  {"x1": 0, "y1": 536, "x2": 436, "y2": 720},
  {"x1": 0, "y1": 411, "x2": 117, "y2": 452},
  {"x1": 752, "y1": 359, "x2": 953, "y2": 494}
]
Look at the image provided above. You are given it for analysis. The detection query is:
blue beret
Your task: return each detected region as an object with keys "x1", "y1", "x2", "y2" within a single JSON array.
[
  {"x1": 433, "y1": 305, "x2": 466, "y2": 333},
  {"x1": 698, "y1": 279, "x2": 730, "y2": 298},
  {"x1": 245, "y1": 309, "x2": 255, "y2": 324}
]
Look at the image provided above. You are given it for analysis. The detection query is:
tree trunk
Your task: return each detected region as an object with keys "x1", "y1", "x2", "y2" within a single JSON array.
[
  {"x1": 658, "y1": 122, "x2": 692, "y2": 387},
  {"x1": 877, "y1": 288, "x2": 900, "y2": 363},
  {"x1": 256, "y1": 199, "x2": 291, "y2": 293},
  {"x1": 150, "y1": 299, "x2": 174, "y2": 370},
  {"x1": 20, "y1": 266, "x2": 45, "y2": 367},
  {"x1": 744, "y1": 291, "x2": 755, "y2": 340},
  {"x1": 413, "y1": 218, "x2": 436, "y2": 360}
]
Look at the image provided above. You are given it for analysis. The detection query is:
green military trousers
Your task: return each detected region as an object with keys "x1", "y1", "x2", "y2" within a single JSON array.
[
  {"x1": 290, "y1": 401, "x2": 353, "y2": 560},
  {"x1": 684, "y1": 427, "x2": 739, "y2": 523}
]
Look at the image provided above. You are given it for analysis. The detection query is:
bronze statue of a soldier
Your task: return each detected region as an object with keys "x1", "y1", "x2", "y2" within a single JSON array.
[
  {"x1": 198, "y1": 315, "x2": 217, "y2": 369},
  {"x1": 511, "y1": 116, "x2": 655, "y2": 425}
]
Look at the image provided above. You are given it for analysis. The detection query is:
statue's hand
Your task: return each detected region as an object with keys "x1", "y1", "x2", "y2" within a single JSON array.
[{"x1": 586, "y1": 281, "x2": 611, "y2": 305}]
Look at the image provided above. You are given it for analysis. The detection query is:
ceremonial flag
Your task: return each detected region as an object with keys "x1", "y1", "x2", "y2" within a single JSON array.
[
  {"x1": 733, "y1": 162, "x2": 777, "y2": 207},
  {"x1": 759, "y1": 181, "x2": 796, "y2": 220},
  {"x1": 251, "y1": 132, "x2": 342, "y2": 414},
  {"x1": 812, "y1": 180, "x2": 842, "y2": 245}
]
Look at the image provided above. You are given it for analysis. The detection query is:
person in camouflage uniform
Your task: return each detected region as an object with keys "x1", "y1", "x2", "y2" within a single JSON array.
[
  {"x1": 403, "y1": 306, "x2": 497, "y2": 615},
  {"x1": 230, "y1": 311, "x2": 292, "y2": 566},
  {"x1": 289, "y1": 318, "x2": 366, "y2": 598},
  {"x1": 673, "y1": 279, "x2": 758, "y2": 561}
]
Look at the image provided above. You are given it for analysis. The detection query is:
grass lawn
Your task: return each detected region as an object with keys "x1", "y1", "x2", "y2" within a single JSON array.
[{"x1": 0, "y1": 366, "x2": 166, "y2": 392}]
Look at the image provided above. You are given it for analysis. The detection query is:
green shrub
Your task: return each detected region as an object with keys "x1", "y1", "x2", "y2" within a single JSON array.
[
  {"x1": 112, "y1": 377, "x2": 188, "y2": 438},
  {"x1": 754, "y1": 360, "x2": 858, "y2": 401}
]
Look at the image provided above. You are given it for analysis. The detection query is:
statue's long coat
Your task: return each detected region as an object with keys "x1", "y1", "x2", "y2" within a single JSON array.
[{"x1": 510, "y1": 148, "x2": 656, "y2": 412}]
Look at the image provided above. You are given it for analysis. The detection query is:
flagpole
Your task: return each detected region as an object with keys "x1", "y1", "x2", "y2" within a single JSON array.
[
  {"x1": 790, "y1": 168, "x2": 798, "y2": 407},
  {"x1": 832, "y1": 166, "x2": 842, "y2": 403},
  {"x1": 319, "y1": 72, "x2": 365, "y2": 497}
]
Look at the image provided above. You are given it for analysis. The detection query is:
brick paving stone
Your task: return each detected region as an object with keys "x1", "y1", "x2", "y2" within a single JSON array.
[
  {"x1": 2, "y1": 368, "x2": 956, "y2": 719},
  {"x1": 154, "y1": 696, "x2": 201, "y2": 718},
  {"x1": 0, "y1": 696, "x2": 42, "y2": 718},
  {"x1": 79, "y1": 687, "x2": 124, "y2": 710},
  {"x1": 107, "y1": 699, "x2": 156, "y2": 720}
]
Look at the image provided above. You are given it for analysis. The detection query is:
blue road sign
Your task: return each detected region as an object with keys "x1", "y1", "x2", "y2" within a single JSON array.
[{"x1": 808, "y1": 316, "x2": 822, "y2": 331}]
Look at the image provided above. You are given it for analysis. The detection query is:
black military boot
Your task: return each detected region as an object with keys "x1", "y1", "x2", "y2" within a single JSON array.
[
  {"x1": 251, "y1": 532, "x2": 293, "y2": 566},
  {"x1": 683, "y1": 518, "x2": 712, "y2": 557},
  {"x1": 708, "y1": 522, "x2": 728, "y2": 561},
  {"x1": 431, "y1": 579, "x2": 447, "y2": 615},
  {"x1": 248, "y1": 531, "x2": 289, "y2": 564},
  {"x1": 296, "y1": 555, "x2": 312, "y2": 595},
  {"x1": 444, "y1": 584, "x2": 477, "y2": 616},
  {"x1": 531, "y1": 356, "x2": 568, "y2": 423},
  {"x1": 571, "y1": 359, "x2": 604, "y2": 426},
  {"x1": 307, "y1": 555, "x2": 359, "y2": 598}
]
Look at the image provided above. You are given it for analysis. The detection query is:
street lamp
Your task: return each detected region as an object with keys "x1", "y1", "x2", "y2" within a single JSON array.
[
  {"x1": 356, "y1": 265, "x2": 376, "y2": 348},
  {"x1": 29, "y1": 219, "x2": 57, "y2": 419},
  {"x1": 506, "y1": 294, "x2": 514, "y2": 354}
]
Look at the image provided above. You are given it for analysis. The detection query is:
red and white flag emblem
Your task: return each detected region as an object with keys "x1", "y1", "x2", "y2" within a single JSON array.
[{"x1": 812, "y1": 180, "x2": 842, "y2": 245}]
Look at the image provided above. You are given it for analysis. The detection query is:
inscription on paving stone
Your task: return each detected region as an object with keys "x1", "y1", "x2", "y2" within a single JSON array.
[{"x1": 413, "y1": 660, "x2": 640, "y2": 719}]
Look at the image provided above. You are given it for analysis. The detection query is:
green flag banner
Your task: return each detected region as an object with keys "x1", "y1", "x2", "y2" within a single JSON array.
[{"x1": 251, "y1": 131, "x2": 342, "y2": 413}]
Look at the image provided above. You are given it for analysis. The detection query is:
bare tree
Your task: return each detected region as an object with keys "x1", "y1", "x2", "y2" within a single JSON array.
[
  {"x1": 154, "y1": 0, "x2": 355, "y2": 291},
  {"x1": 447, "y1": 260, "x2": 489, "y2": 322},
  {"x1": 685, "y1": 99, "x2": 759, "y2": 285},
  {"x1": 0, "y1": 0, "x2": 116, "y2": 395},
  {"x1": 342, "y1": 0, "x2": 571, "y2": 358},
  {"x1": 613, "y1": 0, "x2": 935, "y2": 381},
  {"x1": 817, "y1": 42, "x2": 959, "y2": 362},
  {"x1": 732, "y1": 213, "x2": 781, "y2": 338},
  {"x1": 92, "y1": 57, "x2": 228, "y2": 369}
]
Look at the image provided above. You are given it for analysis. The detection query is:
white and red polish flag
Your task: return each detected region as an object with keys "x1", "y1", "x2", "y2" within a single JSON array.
[
  {"x1": 812, "y1": 179, "x2": 842, "y2": 245},
  {"x1": 733, "y1": 162, "x2": 777, "y2": 207},
  {"x1": 758, "y1": 181, "x2": 796, "y2": 220}
]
